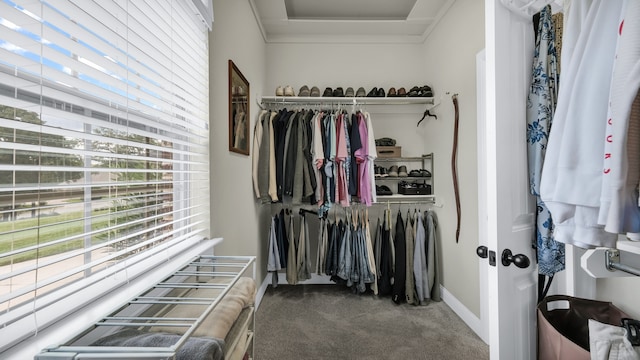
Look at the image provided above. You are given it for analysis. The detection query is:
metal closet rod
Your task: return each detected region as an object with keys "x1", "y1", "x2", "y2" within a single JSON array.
[
  {"x1": 259, "y1": 96, "x2": 437, "y2": 106},
  {"x1": 605, "y1": 249, "x2": 640, "y2": 277}
]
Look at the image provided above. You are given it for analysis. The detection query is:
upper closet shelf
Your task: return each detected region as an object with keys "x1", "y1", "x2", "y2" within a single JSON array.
[{"x1": 260, "y1": 96, "x2": 437, "y2": 107}]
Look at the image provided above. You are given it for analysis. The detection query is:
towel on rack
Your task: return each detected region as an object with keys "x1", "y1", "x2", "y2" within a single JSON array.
[
  {"x1": 151, "y1": 277, "x2": 256, "y2": 340},
  {"x1": 92, "y1": 329, "x2": 224, "y2": 360}
]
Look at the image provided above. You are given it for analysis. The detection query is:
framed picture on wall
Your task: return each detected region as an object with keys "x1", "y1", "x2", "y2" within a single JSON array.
[{"x1": 228, "y1": 60, "x2": 250, "y2": 155}]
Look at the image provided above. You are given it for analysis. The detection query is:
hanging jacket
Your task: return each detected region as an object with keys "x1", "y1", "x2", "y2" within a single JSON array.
[{"x1": 392, "y1": 211, "x2": 406, "y2": 304}]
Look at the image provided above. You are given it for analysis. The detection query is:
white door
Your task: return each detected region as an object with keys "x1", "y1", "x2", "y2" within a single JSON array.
[{"x1": 480, "y1": 1, "x2": 539, "y2": 359}]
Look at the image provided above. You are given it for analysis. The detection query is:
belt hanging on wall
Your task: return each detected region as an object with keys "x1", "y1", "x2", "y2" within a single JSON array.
[{"x1": 451, "y1": 94, "x2": 461, "y2": 243}]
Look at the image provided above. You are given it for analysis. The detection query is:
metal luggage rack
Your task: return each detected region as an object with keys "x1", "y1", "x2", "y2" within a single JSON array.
[{"x1": 36, "y1": 255, "x2": 256, "y2": 360}]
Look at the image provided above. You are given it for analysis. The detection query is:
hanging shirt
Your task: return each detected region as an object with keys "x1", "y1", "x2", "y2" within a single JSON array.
[
  {"x1": 335, "y1": 113, "x2": 350, "y2": 206},
  {"x1": 268, "y1": 111, "x2": 279, "y2": 202},
  {"x1": 540, "y1": 0, "x2": 624, "y2": 248},
  {"x1": 526, "y1": 5, "x2": 565, "y2": 276},
  {"x1": 599, "y1": 0, "x2": 640, "y2": 236},
  {"x1": 364, "y1": 112, "x2": 378, "y2": 204},
  {"x1": 405, "y1": 211, "x2": 417, "y2": 305},
  {"x1": 312, "y1": 112, "x2": 325, "y2": 207},
  {"x1": 252, "y1": 109, "x2": 266, "y2": 198},
  {"x1": 413, "y1": 211, "x2": 429, "y2": 304}
]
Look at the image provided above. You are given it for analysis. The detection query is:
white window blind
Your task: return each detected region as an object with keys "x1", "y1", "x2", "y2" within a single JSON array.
[{"x1": 0, "y1": 0, "x2": 210, "y2": 349}]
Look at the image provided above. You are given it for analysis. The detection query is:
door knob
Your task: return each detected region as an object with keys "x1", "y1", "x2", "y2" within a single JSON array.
[
  {"x1": 501, "y1": 249, "x2": 530, "y2": 268},
  {"x1": 476, "y1": 245, "x2": 488, "y2": 259}
]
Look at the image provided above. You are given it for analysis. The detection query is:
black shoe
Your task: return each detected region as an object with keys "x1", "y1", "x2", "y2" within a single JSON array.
[
  {"x1": 367, "y1": 87, "x2": 378, "y2": 97},
  {"x1": 333, "y1": 87, "x2": 344, "y2": 97},
  {"x1": 377, "y1": 87, "x2": 386, "y2": 97},
  {"x1": 323, "y1": 87, "x2": 333, "y2": 97}
]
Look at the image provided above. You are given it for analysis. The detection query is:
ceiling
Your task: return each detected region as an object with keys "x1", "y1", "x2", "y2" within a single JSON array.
[{"x1": 249, "y1": 0, "x2": 456, "y2": 43}]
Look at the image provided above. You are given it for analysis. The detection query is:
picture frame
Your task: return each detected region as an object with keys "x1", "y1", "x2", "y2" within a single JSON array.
[{"x1": 228, "y1": 60, "x2": 250, "y2": 155}]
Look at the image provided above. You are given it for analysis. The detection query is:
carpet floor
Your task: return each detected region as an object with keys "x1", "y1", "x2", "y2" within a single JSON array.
[{"x1": 254, "y1": 284, "x2": 489, "y2": 360}]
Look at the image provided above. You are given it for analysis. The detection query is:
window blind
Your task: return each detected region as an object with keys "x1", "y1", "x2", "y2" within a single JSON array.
[{"x1": 0, "y1": 0, "x2": 210, "y2": 348}]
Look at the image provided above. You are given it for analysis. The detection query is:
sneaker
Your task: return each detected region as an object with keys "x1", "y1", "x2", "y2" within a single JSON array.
[
  {"x1": 398, "y1": 165, "x2": 408, "y2": 177},
  {"x1": 275, "y1": 86, "x2": 284, "y2": 96},
  {"x1": 299, "y1": 85, "x2": 310, "y2": 97},
  {"x1": 284, "y1": 85, "x2": 294, "y2": 96},
  {"x1": 310, "y1": 86, "x2": 320, "y2": 97},
  {"x1": 345, "y1": 87, "x2": 355, "y2": 97},
  {"x1": 323, "y1": 87, "x2": 333, "y2": 97},
  {"x1": 388, "y1": 165, "x2": 398, "y2": 177},
  {"x1": 356, "y1": 87, "x2": 366, "y2": 97},
  {"x1": 374, "y1": 165, "x2": 382, "y2": 178},
  {"x1": 333, "y1": 87, "x2": 344, "y2": 97}
]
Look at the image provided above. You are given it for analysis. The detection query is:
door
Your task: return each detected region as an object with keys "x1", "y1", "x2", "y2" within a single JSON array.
[{"x1": 481, "y1": 1, "x2": 539, "y2": 359}]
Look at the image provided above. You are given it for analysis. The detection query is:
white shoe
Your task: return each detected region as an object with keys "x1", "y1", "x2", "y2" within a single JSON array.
[
  {"x1": 284, "y1": 85, "x2": 294, "y2": 96},
  {"x1": 275, "y1": 86, "x2": 284, "y2": 96}
]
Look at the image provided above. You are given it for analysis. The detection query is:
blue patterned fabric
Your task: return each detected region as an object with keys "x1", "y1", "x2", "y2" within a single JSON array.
[{"x1": 526, "y1": 5, "x2": 565, "y2": 277}]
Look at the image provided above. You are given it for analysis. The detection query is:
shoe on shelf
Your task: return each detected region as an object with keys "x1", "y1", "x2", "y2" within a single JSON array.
[
  {"x1": 420, "y1": 85, "x2": 433, "y2": 97},
  {"x1": 387, "y1": 87, "x2": 397, "y2": 97},
  {"x1": 388, "y1": 165, "x2": 398, "y2": 177},
  {"x1": 345, "y1": 87, "x2": 355, "y2": 97},
  {"x1": 397, "y1": 87, "x2": 407, "y2": 97},
  {"x1": 377, "y1": 87, "x2": 386, "y2": 97},
  {"x1": 333, "y1": 87, "x2": 344, "y2": 97},
  {"x1": 376, "y1": 185, "x2": 393, "y2": 196},
  {"x1": 356, "y1": 87, "x2": 366, "y2": 97},
  {"x1": 275, "y1": 86, "x2": 284, "y2": 96},
  {"x1": 398, "y1": 165, "x2": 408, "y2": 177},
  {"x1": 299, "y1": 85, "x2": 310, "y2": 97},
  {"x1": 367, "y1": 87, "x2": 378, "y2": 97},
  {"x1": 408, "y1": 86, "x2": 420, "y2": 97},
  {"x1": 374, "y1": 165, "x2": 382, "y2": 178},
  {"x1": 310, "y1": 86, "x2": 320, "y2": 97},
  {"x1": 284, "y1": 85, "x2": 295, "y2": 96},
  {"x1": 420, "y1": 169, "x2": 432, "y2": 177},
  {"x1": 408, "y1": 169, "x2": 421, "y2": 177},
  {"x1": 323, "y1": 87, "x2": 333, "y2": 97}
]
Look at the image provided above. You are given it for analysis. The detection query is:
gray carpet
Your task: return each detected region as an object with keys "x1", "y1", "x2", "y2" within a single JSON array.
[{"x1": 255, "y1": 284, "x2": 489, "y2": 360}]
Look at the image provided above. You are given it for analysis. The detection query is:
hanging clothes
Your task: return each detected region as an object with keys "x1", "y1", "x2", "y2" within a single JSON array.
[
  {"x1": 364, "y1": 210, "x2": 378, "y2": 295},
  {"x1": 405, "y1": 211, "x2": 417, "y2": 305},
  {"x1": 316, "y1": 217, "x2": 328, "y2": 275},
  {"x1": 392, "y1": 210, "x2": 406, "y2": 304},
  {"x1": 413, "y1": 210, "x2": 429, "y2": 304},
  {"x1": 540, "y1": 0, "x2": 624, "y2": 248},
  {"x1": 425, "y1": 210, "x2": 441, "y2": 302},
  {"x1": 296, "y1": 214, "x2": 312, "y2": 281},
  {"x1": 286, "y1": 215, "x2": 298, "y2": 285},
  {"x1": 377, "y1": 208, "x2": 393, "y2": 296},
  {"x1": 599, "y1": 0, "x2": 640, "y2": 236},
  {"x1": 526, "y1": 5, "x2": 565, "y2": 277},
  {"x1": 252, "y1": 109, "x2": 266, "y2": 199},
  {"x1": 267, "y1": 215, "x2": 281, "y2": 287}
]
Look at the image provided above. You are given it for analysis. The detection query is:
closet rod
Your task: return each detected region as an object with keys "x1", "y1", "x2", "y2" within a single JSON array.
[
  {"x1": 260, "y1": 96, "x2": 436, "y2": 107},
  {"x1": 606, "y1": 249, "x2": 640, "y2": 277}
]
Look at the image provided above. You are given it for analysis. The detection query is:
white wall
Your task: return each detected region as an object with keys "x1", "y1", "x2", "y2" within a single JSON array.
[
  {"x1": 209, "y1": 0, "x2": 269, "y2": 278},
  {"x1": 597, "y1": 277, "x2": 640, "y2": 318},
  {"x1": 421, "y1": 0, "x2": 485, "y2": 316}
]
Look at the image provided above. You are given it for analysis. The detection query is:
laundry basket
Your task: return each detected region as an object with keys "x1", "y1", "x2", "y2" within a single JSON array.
[{"x1": 537, "y1": 295, "x2": 629, "y2": 360}]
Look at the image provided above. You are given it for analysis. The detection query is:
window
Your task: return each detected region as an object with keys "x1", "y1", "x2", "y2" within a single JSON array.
[{"x1": 0, "y1": 0, "x2": 210, "y2": 350}]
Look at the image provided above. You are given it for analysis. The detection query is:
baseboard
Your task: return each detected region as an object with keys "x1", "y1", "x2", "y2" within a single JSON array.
[
  {"x1": 440, "y1": 285, "x2": 487, "y2": 344},
  {"x1": 256, "y1": 275, "x2": 486, "y2": 345}
]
